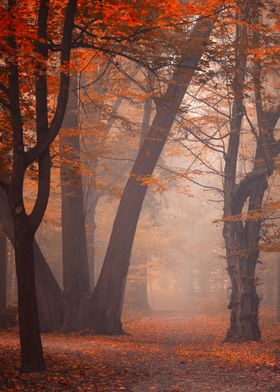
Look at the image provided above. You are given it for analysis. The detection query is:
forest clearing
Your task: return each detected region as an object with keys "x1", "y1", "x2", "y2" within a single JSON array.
[{"x1": 1, "y1": 312, "x2": 279, "y2": 391}]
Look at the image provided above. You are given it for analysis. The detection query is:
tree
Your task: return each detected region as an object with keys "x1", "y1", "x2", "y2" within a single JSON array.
[
  {"x1": 78, "y1": 14, "x2": 217, "y2": 335},
  {"x1": 169, "y1": 0, "x2": 280, "y2": 340},
  {"x1": 2, "y1": 0, "x2": 77, "y2": 371},
  {"x1": 60, "y1": 73, "x2": 90, "y2": 332},
  {"x1": 223, "y1": 2, "x2": 280, "y2": 341},
  {"x1": 0, "y1": 0, "x2": 191, "y2": 369},
  {"x1": 0, "y1": 181, "x2": 63, "y2": 332}
]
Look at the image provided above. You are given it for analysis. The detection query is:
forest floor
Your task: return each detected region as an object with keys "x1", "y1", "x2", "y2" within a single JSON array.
[{"x1": 0, "y1": 312, "x2": 279, "y2": 391}]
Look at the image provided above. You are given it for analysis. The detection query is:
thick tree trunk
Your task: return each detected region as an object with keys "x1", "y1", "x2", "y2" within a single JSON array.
[
  {"x1": 224, "y1": 179, "x2": 266, "y2": 341},
  {"x1": 0, "y1": 227, "x2": 7, "y2": 312},
  {"x1": 0, "y1": 184, "x2": 63, "y2": 331},
  {"x1": 14, "y1": 225, "x2": 45, "y2": 372},
  {"x1": 277, "y1": 259, "x2": 280, "y2": 322},
  {"x1": 79, "y1": 19, "x2": 215, "y2": 334},
  {"x1": 60, "y1": 74, "x2": 90, "y2": 332},
  {"x1": 7, "y1": 0, "x2": 77, "y2": 371},
  {"x1": 222, "y1": 12, "x2": 261, "y2": 341},
  {"x1": 225, "y1": 232, "x2": 259, "y2": 341}
]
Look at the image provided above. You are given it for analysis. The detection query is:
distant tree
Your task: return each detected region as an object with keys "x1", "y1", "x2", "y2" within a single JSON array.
[
  {"x1": 223, "y1": 2, "x2": 280, "y2": 341},
  {"x1": 163, "y1": 0, "x2": 280, "y2": 339}
]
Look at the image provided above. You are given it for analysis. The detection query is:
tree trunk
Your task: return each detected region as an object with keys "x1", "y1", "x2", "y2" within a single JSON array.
[
  {"x1": 60, "y1": 74, "x2": 90, "y2": 332},
  {"x1": 224, "y1": 177, "x2": 266, "y2": 341},
  {"x1": 222, "y1": 11, "x2": 260, "y2": 341},
  {"x1": 0, "y1": 184, "x2": 63, "y2": 332},
  {"x1": 7, "y1": 0, "x2": 77, "y2": 371},
  {"x1": 79, "y1": 19, "x2": 215, "y2": 334},
  {"x1": 0, "y1": 226, "x2": 7, "y2": 312},
  {"x1": 225, "y1": 7, "x2": 280, "y2": 341},
  {"x1": 9, "y1": 149, "x2": 50, "y2": 372},
  {"x1": 14, "y1": 224, "x2": 45, "y2": 372}
]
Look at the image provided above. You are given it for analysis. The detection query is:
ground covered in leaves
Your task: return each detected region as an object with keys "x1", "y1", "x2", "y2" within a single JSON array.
[{"x1": 0, "y1": 312, "x2": 279, "y2": 391}]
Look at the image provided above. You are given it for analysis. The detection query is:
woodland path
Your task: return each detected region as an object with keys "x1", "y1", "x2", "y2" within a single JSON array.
[{"x1": 0, "y1": 313, "x2": 279, "y2": 391}]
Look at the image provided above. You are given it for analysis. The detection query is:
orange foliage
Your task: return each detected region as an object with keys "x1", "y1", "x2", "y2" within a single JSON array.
[{"x1": 0, "y1": 313, "x2": 279, "y2": 391}]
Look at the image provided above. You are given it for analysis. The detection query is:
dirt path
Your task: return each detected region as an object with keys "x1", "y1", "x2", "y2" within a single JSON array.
[{"x1": 0, "y1": 314, "x2": 279, "y2": 391}]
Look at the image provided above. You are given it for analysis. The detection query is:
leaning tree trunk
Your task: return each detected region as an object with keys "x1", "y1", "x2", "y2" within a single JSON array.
[
  {"x1": 60, "y1": 74, "x2": 90, "y2": 332},
  {"x1": 78, "y1": 18, "x2": 215, "y2": 335},
  {"x1": 0, "y1": 226, "x2": 7, "y2": 312}
]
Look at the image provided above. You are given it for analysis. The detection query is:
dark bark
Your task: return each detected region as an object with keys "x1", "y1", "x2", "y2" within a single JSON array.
[
  {"x1": 60, "y1": 74, "x2": 90, "y2": 332},
  {"x1": 7, "y1": 0, "x2": 77, "y2": 371},
  {"x1": 224, "y1": 177, "x2": 267, "y2": 342},
  {"x1": 79, "y1": 18, "x2": 215, "y2": 334},
  {"x1": 0, "y1": 226, "x2": 7, "y2": 312},
  {"x1": 14, "y1": 224, "x2": 45, "y2": 372},
  {"x1": 0, "y1": 184, "x2": 63, "y2": 332},
  {"x1": 8, "y1": 55, "x2": 46, "y2": 372},
  {"x1": 223, "y1": 15, "x2": 262, "y2": 341},
  {"x1": 223, "y1": 6, "x2": 280, "y2": 341}
]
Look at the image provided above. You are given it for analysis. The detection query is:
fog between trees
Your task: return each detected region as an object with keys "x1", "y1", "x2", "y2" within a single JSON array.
[{"x1": 0, "y1": 0, "x2": 279, "y2": 375}]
